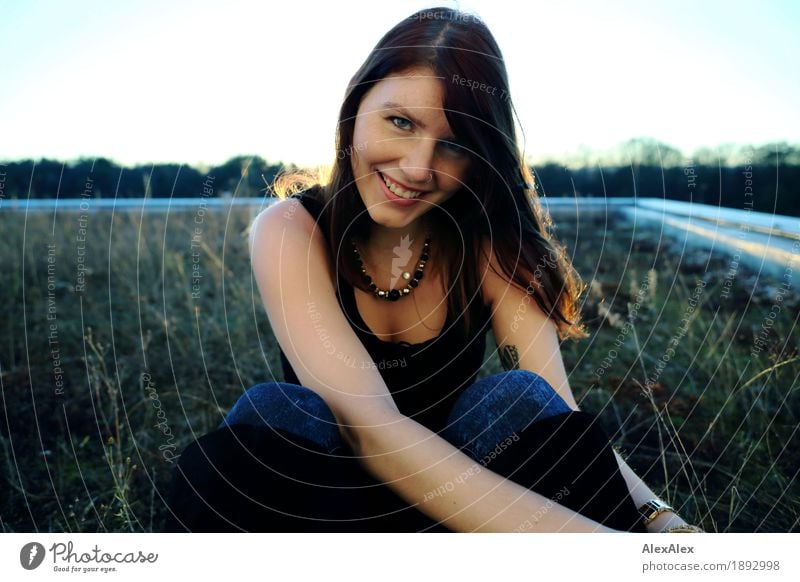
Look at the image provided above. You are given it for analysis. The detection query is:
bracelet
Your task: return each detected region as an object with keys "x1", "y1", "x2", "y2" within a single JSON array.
[
  {"x1": 663, "y1": 524, "x2": 704, "y2": 533},
  {"x1": 638, "y1": 499, "x2": 675, "y2": 526}
]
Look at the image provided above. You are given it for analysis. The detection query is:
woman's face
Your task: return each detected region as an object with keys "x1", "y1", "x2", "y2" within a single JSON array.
[{"x1": 350, "y1": 66, "x2": 471, "y2": 230}]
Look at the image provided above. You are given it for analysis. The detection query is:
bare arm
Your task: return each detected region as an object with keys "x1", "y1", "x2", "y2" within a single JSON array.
[
  {"x1": 354, "y1": 410, "x2": 616, "y2": 533},
  {"x1": 477, "y1": 237, "x2": 691, "y2": 532},
  {"x1": 249, "y1": 200, "x2": 617, "y2": 533},
  {"x1": 613, "y1": 450, "x2": 690, "y2": 532}
]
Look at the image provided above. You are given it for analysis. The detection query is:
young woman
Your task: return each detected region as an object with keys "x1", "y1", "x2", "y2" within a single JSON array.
[{"x1": 166, "y1": 7, "x2": 701, "y2": 533}]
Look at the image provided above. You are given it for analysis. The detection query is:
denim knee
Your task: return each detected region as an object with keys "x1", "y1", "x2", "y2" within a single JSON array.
[
  {"x1": 219, "y1": 382, "x2": 345, "y2": 454},
  {"x1": 443, "y1": 369, "x2": 573, "y2": 462}
]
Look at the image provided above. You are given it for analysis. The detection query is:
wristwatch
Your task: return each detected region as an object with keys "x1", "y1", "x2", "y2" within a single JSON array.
[{"x1": 638, "y1": 499, "x2": 675, "y2": 526}]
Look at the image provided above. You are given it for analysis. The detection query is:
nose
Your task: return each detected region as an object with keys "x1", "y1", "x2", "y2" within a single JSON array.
[{"x1": 399, "y1": 138, "x2": 436, "y2": 186}]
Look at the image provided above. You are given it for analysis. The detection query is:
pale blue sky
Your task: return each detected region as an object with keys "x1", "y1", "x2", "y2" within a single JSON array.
[{"x1": 1, "y1": 0, "x2": 797, "y2": 168}]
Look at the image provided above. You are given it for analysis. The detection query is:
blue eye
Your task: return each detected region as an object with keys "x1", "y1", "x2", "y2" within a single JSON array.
[{"x1": 389, "y1": 116, "x2": 412, "y2": 130}]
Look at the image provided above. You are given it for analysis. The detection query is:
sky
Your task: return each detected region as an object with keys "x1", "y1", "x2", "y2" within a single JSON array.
[{"x1": 1, "y1": 0, "x2": 798, "y2": 169}]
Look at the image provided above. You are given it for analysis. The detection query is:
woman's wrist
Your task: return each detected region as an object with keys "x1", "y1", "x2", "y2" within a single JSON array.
[
  {"x1": 648, "y1": 510, "x2": 687, "y2": 533},
  {"x1": 662, "y1": 524, "x2": 705, "y2": 533},
  {"x1": 637, "y1": 498, "x2": 703, "y2": 533}
]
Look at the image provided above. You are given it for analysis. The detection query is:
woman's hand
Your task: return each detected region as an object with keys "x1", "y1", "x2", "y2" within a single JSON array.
[{"x1": 650, "y1": 511, "x2": 703, "y2": 533}]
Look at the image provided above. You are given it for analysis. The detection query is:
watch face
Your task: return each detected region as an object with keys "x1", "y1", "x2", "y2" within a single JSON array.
[{"x1": 640, "y1": 500, "x2": 673, "y2": 524}]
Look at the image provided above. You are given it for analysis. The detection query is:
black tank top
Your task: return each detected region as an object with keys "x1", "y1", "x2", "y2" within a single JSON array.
[{"x1": 277, "y1": 188, "x2": 493, "y2": 433}]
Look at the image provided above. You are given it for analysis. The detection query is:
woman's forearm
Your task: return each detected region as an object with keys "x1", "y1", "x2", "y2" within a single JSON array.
[
  {"x1": 352, "y1": 412, "x2": 617, "y2": 533},
  {"x1": 613, "y1": 450, "x2": 689, "y2": 532}
]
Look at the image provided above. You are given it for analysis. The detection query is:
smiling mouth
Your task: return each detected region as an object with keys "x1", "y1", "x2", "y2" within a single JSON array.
[{"x1": 379, "y1": 172, "x2": 430, "y2": 200}]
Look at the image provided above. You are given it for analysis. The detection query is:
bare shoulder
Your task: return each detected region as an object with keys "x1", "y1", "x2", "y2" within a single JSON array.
[
  {"x1": 250, "y1": 197, "x2": 317, "y2": 240},
  {"x1": 477, "y1": 235, "x2": 542, "y2": 309},
  {"x1": 477, "y1": 235, "x2": 511, "y2": 309},
  {"x1": 249, "y1": 197, "x2": 334, "y2": 284}
]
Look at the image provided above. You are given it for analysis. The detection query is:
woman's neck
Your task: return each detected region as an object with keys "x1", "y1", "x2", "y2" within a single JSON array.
[{"x1": 359, "y1": 216, "x2": 433, "y2": 273}]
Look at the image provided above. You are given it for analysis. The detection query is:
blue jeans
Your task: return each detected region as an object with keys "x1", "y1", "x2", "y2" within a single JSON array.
[
  {"x1": 219, "y1": 369, "x2": 572, "y2": 459},
  {"x1": 168, "y1": 370, "x2": 644, "y2": 532}
]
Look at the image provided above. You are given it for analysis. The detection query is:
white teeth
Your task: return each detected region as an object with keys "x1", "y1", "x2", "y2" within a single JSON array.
[{"x1": 382, "y1": 174, "x2": 419, "y2": 199}]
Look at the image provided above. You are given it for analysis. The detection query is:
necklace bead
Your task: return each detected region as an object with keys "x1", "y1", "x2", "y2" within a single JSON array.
[{"x1": 350, "y1": 234, "x2": 431, "y2": 301}]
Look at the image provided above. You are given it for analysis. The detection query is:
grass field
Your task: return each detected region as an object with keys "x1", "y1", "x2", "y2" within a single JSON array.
[{"x1": 1, "y1": 203, "x2": 797, "y2": 532}]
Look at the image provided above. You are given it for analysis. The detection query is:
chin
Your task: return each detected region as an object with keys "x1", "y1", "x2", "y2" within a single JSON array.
[{"x1": 365, "y1": 206, "x2": 416, "y2": 229}]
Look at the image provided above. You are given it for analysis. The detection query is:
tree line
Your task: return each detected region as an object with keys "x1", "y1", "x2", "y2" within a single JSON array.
[
  {"x1": 0, "y1": 155, "x2": 284, "y2": 201},
  {"x1": 1, "y1": 140, "x2": 798, "y2": 217}
]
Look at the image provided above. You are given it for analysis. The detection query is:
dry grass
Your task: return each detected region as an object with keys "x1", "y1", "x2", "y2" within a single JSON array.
[{"x1": 0, "y1": 205, "x2": 797, "y2": 532}]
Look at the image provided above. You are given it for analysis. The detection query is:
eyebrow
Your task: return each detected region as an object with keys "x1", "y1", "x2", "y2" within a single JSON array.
[{"x1": 379, "y1": 101, "x2": 458, "y2": 142}]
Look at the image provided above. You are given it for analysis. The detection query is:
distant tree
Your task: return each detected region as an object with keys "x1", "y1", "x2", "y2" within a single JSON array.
[
  {"x1": 533, "y1": 163, "x2": 575, "y2": 198},
  {"x1": 208, "y1": 155, "x2": 288, "y2": 197},
  {"x1": 617, "y1": 137, "x2": 684, "y2": 168},
  {"x1": 750, "y1": 142, "x2": 800, "y2": 167}
]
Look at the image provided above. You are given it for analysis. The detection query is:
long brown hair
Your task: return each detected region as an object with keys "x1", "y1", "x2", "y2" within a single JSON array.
[{"x1": 274, "y1": 7, "x2": 588, "y2": 341}]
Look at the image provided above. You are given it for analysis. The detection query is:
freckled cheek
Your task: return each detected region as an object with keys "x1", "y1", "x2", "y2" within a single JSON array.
[
  {"x1": 352, "y1": 118, "x2": 393, "y2": 166},
  {"x1": 351, "y1": 118, "x2": 367, "y2": 147},
  {"x1": 351, "y1": 134, "x2": 372, "y2": 179}
]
